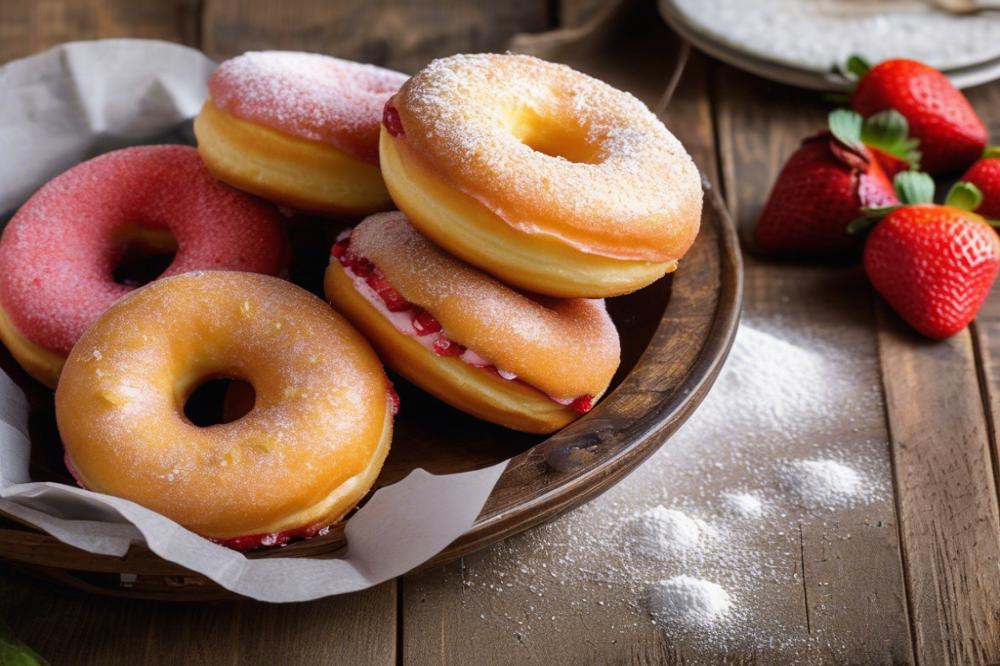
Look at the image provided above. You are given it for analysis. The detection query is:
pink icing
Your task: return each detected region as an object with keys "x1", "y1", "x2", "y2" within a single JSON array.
[
  {"x1": 0, "y1": 145, "x2": 286, "y2": 356},
  {"x1": 208, "y1": 51, "x2": 408, "y2": 164}
]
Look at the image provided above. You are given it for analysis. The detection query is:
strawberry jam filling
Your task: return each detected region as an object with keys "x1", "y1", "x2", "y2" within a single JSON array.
[
  {"x1": 382, "y1": 100, "x2": 404, "y2": 137},
  {"x1": 332, "y1": 233, "x2": 593, "y2": 414},
  {"x1": 216, "y1": 522, "x2": 332, "y2": 551}
]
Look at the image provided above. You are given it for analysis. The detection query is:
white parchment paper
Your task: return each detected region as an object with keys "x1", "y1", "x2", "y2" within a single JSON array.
[{"x1": 0, "y1": 39, "x2": 508, "y2": 602}]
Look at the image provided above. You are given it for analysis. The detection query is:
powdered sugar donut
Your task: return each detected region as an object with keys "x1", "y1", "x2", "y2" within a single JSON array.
[
  {"x1": 56, "y1": 271, "x2": 394, "y2": 549},
  {"x1": 380, "y1": 53, "x2": 703, "y2": 298},
  {"x1": 0, "y1": 145, "x2": 286, "y2": 387},
  {"x1": 324, "y1": 212, "x2": 620, "y2": 433},
  {"x1": 196, "y1": 51, "x2": 408, "y2": 216}
]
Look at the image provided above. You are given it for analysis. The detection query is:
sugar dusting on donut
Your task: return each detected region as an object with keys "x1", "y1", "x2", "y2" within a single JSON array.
[
  {"x1": 389, "y1": 53, "x2": 703, "y2": 262},
  {"x1": 209, "y1": 51, "x2": 408, "y2": 164},
  {"x1": 348, "y1": 212, "x2": 620, "y2": 400},
  {"x1": 0, "y1": 146, "x2": 286, "y2": 356},
  {"x1": 56, "y1": 271, "x2": 390, "y2": 539}
]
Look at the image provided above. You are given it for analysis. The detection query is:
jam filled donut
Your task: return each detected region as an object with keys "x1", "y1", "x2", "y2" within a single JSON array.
[
  {"x1": 325, "y1": 212, "x2": 620, "y2": 434},
  {"x1": 379, "y1": 53, "x2": 703, "y2": 298},
  {"x1": 56, "y1": 271, "x2": 394, "y2": 550},
  {"x1": 0, "y1": 145, "x2": 286, "y2": 388},
  {"x1": 196, "y1": 51, "x2": 408, "y2": 216}
]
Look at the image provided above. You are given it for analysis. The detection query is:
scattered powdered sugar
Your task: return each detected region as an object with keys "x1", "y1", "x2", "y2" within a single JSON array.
[
  {"x1": 720, "y1": 491, "x2": 766, "y2": 519},
  {"x1": 442, "y1": 314, "x2": 895, "y2": 661},
  {"x1": 647, "y1": 576, "x2": 733, "y2": 629},
  {"x1": 625, "y1": 506, "x2": 712, "y2": 560},
  {"x1": 779, "y1": 459, "x2": 864, "y2": 509}
]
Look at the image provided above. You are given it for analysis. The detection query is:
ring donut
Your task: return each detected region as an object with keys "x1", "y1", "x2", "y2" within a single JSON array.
[
  {"x1": 324, "y1": 212, "x2": 620, "y2": 434},
  {"x1": 196, "y1": 51, "x2": 408, "y2": 216},
  {"x1": 379, "y1": 53, "x2": 703, "y2": 297},
  {"x1": 0, "y1": 145, "x2": 286, "y2": 388},
  {"x1": 55, "y1": 271, "x2": 394, "y2": 549}
]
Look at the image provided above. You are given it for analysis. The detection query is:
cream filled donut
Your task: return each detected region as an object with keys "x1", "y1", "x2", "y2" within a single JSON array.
[
  {"x1": 379, "y1": 53, "x2": 703, "y2": 298},
  {"x1": 55, "y1": 271, "x2": 394, "y2": 549},
  {"x1": 0, "y1": 145, "x2": 286, "y2": 388},
  {"x1": 324, "y1": 212, "x2": 620, "y2": 434},
  {"x1": 196, "y1": 51, "x2": 408, "y2": 216}
]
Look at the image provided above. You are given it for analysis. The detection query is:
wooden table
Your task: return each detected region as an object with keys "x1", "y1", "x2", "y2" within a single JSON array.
[{"x1": 1, "y1": 1, "x2": 999, "y2": 664}]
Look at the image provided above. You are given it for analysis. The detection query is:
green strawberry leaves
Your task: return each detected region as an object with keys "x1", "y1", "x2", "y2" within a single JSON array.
[
  {"x1": 984, "y1": 146, "x2": 1000, "y2": 159},
  {"x1": 843, "y1": 54, "x2": 872, "y2": 81},
  {"x1": 849, "y1": 174, "x2": 998, "y2": 234},
  {"x1": 828, "y1": 109, "x2": 921, "y2": 169},
  {"x1": 894, "y1": 171, "x2": 935, "y2": 205},
  {"x1": 0, "y1": 623, "x2": 46, "y2": 666},
  {"x1": 828, "y1": 109, "x2": 865, "y2": 152},
  {"x1": 944, "y1": 181, "x2": 983, "y2": 212},
  {"x1": 861, "y1": 110, "x2": 921, "y2": 168},
  {"x1": 848, "y1": 171, "x2": 935, "y2": 234}
]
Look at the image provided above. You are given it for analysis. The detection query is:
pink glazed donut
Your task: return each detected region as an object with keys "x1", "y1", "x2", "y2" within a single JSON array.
[
  {"x1": 0, "y1": 145, "x2": 287, "y2": 387},
  {"x1": 195, "y1": 51, "x2": 408, "y2": 216}
]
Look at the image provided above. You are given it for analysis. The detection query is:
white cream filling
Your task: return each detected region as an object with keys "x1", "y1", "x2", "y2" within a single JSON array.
[{"x1": 343, "y1": 258, "x2": 518, "y2": 380}]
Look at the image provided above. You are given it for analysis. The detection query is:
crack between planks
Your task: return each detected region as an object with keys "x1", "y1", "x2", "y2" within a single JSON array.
[
  {"x1": 798, "y1": 522, "x2": 811, "y2": 635},
  {"x1": 873, "y1": 300, "x2": 922, "y2": 666},
  {"x1": 969, "y1": 320, "x2": 1000, "y2": 532}
]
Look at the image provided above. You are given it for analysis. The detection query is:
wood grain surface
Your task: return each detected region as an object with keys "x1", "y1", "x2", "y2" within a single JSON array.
[{"x1": 3, "y1": 0, "x2": 1000, "y2": 664}]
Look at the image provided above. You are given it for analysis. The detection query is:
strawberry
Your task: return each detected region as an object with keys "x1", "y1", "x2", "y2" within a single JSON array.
[
  {"x1": 754, "y1": 109, "x2": 911, "y2": 256},
  {"x1": 858, "y1": 172, "x2": 1000, "y2": 339},
  {"x1": 847, "y1": 56, "x2": 987, "y2": 174},
  {"x1": 960, "y1": 147, "x2": 1000, "y2": 219}
]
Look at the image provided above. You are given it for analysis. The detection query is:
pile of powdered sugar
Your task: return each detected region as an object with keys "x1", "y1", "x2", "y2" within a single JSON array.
[{"x1": 447, "y1": 316, "x2": 895, "y2": 661}]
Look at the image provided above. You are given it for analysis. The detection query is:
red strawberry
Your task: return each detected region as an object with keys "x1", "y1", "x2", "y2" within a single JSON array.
[
  {"x1": 960, "y1": 147, "x2": 1000, "y2": 219},
  {"x1": 754, "y1": 109, "x2": 908, "y2": 256},
  {"x1": 848, "y1": 56, "x2": 987, "y2": 174},
  {"x1": 861, "y1": 172, "x2": 1000, "y2": 339}
]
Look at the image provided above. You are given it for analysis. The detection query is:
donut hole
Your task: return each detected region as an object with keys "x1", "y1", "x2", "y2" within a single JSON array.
[
  {"x1": 112, "y1": 227, "x2": 177, "y2": 287},
  {"x1": 508, "y1": 108, "x2": 603, "y2": 165},
  {"x1": 183, "y1": 377, "x2": 256, "y2": 427}
]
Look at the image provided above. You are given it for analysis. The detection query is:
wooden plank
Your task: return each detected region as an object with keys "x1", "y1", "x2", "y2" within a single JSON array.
[
  {"x1": 877, "y1": 308, "x2": 1000, "y2": 665},
  {"x1": 887, "y1": 79, "x2": 1000, "y2": 666},
  {"x1": 0, "y1": 564, "x2": 397, "y2": 665},
  {"x1": 0, "y1": 0, "x2": 201, "y2": 64},
  {"x1": 201, "y1": 0, "x2": 554, "y2": 72},
  {"x1": 967, "y1": 79, "x2": 1000, "y2": 537}
]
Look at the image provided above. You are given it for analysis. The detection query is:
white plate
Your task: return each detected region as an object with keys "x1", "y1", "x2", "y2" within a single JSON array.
[{"x1": 659, "y1": 0, "x2": 1000, "y2": 90}]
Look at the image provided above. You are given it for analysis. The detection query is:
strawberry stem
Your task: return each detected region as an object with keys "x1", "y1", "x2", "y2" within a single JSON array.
[
  {"x1": 984, "y1": 146, "x2": 1000, "y2": 159},
  {"x1": 945, "y1": 181, "x2": 984, "y2": 212}
]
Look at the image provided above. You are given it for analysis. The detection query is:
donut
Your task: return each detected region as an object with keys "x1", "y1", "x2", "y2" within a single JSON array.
[
  {"x1": 195, "y1": 51, "x2": 408, "y2": 217},
  {"x1": 379, "y1": 53, "x2": 703, "y2": 298},
  {"x1": 324, "y1": 212, "x2": 620, "y2": 434},
  {"x1": 55, "y1": 271, "x2": 394, "y2": 549},
  {"x1": 0, "y1": 145, "x2": 286, "y2": 388}
]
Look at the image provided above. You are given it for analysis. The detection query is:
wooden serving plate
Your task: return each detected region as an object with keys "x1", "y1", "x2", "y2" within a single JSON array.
[{"x1": 0, "y1": 1, "x2": 742, "y2": 601}]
